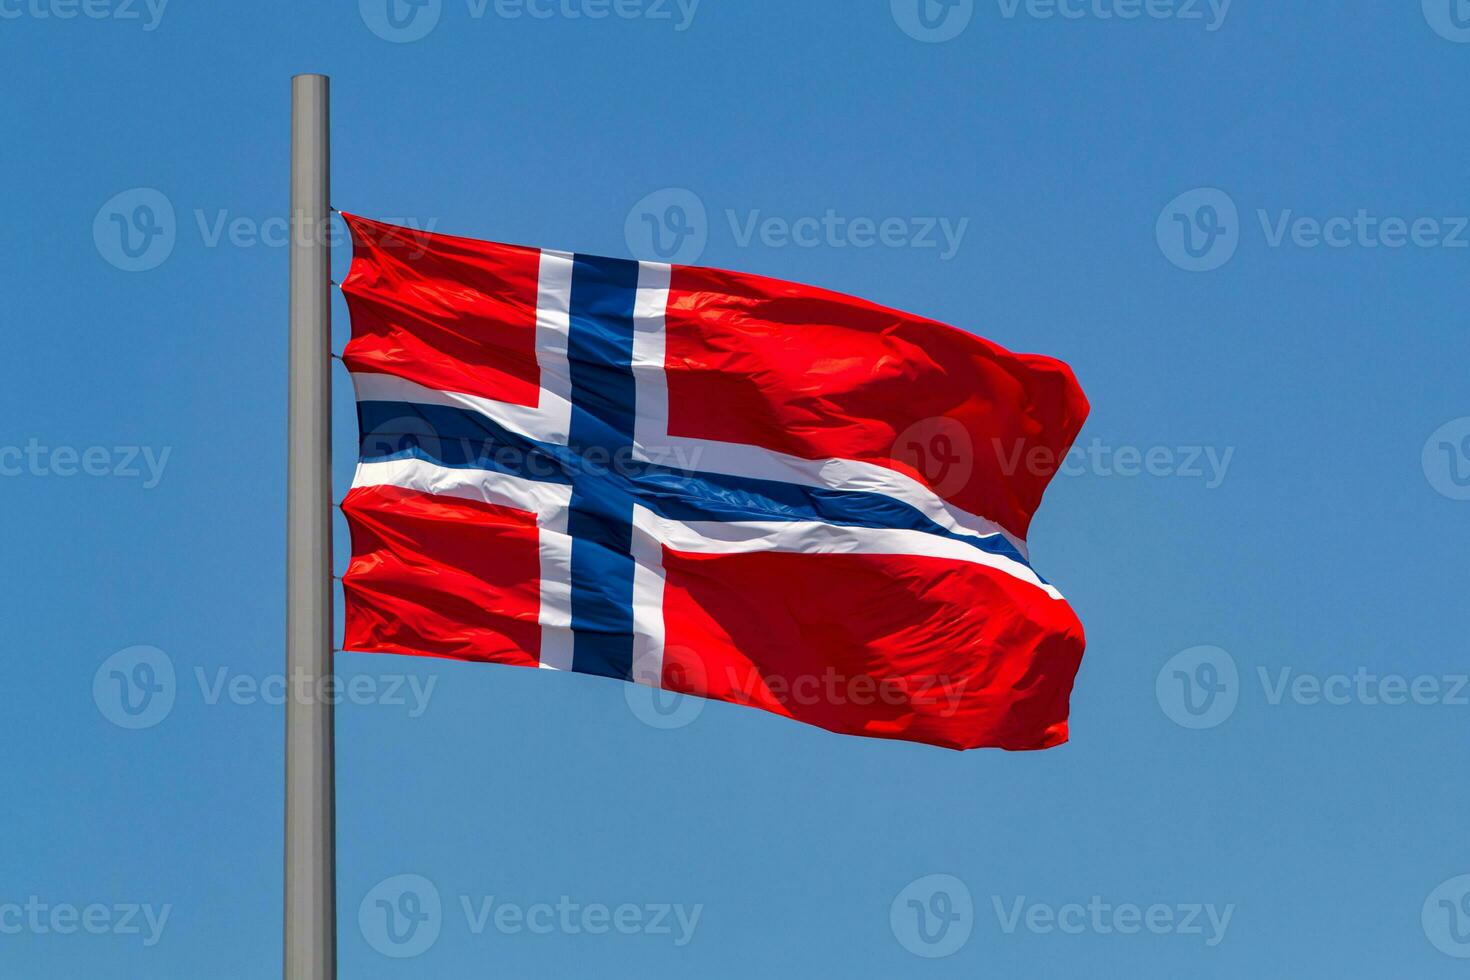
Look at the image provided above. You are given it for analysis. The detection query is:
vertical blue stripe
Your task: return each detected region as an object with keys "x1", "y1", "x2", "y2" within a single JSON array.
[{"x1": 564, "y1": 254, "x2": 642, "y2": 680}]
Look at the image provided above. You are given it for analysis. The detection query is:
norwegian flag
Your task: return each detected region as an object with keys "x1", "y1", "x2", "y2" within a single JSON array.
[{"x1": 340, "y1": 214, "x2": 1089, "y2": 751}]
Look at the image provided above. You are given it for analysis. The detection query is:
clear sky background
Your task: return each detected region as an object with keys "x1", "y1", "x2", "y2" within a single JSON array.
[{"x1": 3, "y1": 1, "x2": 1469, "y2": 976}]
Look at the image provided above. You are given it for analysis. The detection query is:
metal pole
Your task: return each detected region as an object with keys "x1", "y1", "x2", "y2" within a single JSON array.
[{"x1": 285, "y1": 72, "x2": 335, "y2": 980}]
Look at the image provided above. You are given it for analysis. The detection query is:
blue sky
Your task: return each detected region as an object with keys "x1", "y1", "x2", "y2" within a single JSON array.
[{"x1": 3, "y1": 1, "x2": 1469, "y2": 976}]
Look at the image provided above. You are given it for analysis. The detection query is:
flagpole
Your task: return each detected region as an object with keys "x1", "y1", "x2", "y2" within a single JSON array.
[{"x1": 285, "y1": 72, "x2": 335, "y2": 980}]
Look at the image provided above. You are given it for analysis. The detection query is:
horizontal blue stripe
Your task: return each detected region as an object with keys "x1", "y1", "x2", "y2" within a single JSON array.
[
  {"x1": 359, "y1": 399, "x2": 1035, "y2": 573},
  {"x1": 358, "y1": 400, "x2": 572, "y2": 482}
]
